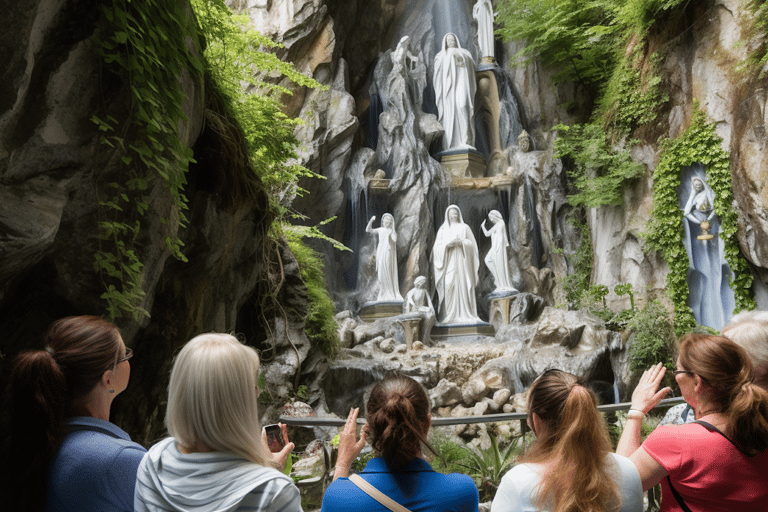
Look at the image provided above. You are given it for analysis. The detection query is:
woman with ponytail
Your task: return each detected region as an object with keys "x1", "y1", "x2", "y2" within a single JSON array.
[
  {"x1": 617, "y1": 334, "x2": 768, "y2": 511},
  {"x1": 492, "y1": 370, "x2": 642, "y2": 512},
  {"x1": 321, "y1": 374, "x2": 479, "y2": 512},
  {"x1": 2, "y1": 316, "x2": 145, "y2": 512}
]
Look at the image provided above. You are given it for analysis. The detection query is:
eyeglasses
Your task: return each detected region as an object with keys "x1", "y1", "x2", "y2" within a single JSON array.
[
  {"x1": 116, "y1": 347, "x2": 133, "y2": 365},
  {"x1": 672, "y1": 369, "x2": 694, "y2": 376}
]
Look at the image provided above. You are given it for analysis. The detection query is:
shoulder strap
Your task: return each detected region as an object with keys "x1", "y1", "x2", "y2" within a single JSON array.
[
  {"x1": 666, "y1": 476, "x2": 694, "y2": 512},
  {"x1": 348, "y1": 474, "x2": 412, "y2": 512},
  {"x1": 694, "y1": 420, "x2": 751, "y2": 457}
]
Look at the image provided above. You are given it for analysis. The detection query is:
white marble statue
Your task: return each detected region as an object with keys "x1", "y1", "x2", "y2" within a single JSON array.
[
  {"x1": 366, "y1": 214, "x2": 403, "y2": 301},
  {"x1": 404, "y1": 276, "x2": 436, "y2": 345},
  {"x1": 432, "y1": 205, "x2": 481, "y2": 323},
  {"x1": 433, "y1": 33, "x2": 477, "y2": 150},
  {"x1": 473, "y1": 0, "x2": 495, "y2": 61},
  {"x1": 481, "y1": 210, "x2": 515, "y2": 292}
]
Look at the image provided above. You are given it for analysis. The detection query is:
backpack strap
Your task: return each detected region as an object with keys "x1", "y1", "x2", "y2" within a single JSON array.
[{"x1": 348, "y1": 474, "x2": 412, "y2": 512}]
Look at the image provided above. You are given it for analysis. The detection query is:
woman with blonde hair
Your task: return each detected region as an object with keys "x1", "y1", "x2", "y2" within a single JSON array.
[
  {"x1": 492, "y1": 370, "x2": 642, "y2": 512},
  {"x1": 134, "y1": 333, "x2": 300, "y2": 512},
  {"x1": 618, "y1": 334, "x2": 768, "y2": 511}
]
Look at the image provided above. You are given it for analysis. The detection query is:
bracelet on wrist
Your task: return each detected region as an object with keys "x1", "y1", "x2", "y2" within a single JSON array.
[{"x1": 627, "y1": 409, "x2": 645, "y2": 420}]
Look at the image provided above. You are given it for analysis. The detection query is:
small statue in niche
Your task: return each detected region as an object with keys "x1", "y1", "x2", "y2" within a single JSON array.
[
  {"x1": 403, "y1": 276, "x2": 436, "y2": 345},
  {"x1": 518, "y1": 129, "x2": 531, "y2": 152},
  {"x1": 683, "y1": 176, "x2": 716, "y2": 241},
  {"x1": 481, "y1": 210, "x2": 516, "y2": 292},
  {"x1": 432, "y1": 205, "x2": 481, "y2": 323},
  {"x1": 473, "y1": 0, "x2": 495, "y2": 63},
  {"x1": 433, "y1": 33, "x2": 477, "y2": 150},
  {"x1": 366, "y1": 214, "x2": 403, "y2": 301}
]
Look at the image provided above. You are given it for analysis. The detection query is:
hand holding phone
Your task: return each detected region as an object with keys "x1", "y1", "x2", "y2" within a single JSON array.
[{"x1": 264, "y1": 423, "x2": 286, "y2": 453}]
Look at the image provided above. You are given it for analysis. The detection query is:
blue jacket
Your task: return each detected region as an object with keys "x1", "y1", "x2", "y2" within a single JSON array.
[
  {"x1": 321, "y1": 457, "x2": 479, "y2": 512},
  {"x1": 46, "y1": 416, "x2": 147, "y2": 512}
]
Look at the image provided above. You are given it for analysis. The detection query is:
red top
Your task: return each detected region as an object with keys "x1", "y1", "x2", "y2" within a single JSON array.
[{"x1": 643, "y1": 422, "x2": 768, "y2": 512}]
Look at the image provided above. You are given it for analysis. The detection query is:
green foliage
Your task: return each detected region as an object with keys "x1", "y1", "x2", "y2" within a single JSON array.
[
  {"x1": 627, "y1": 300, "x2": 676, "y2": 371},
  {"x1": 598, "y1": 47, "x2": 668, "y2": 137},
  {"x1": 91, "y1": 0, "x2": 320, "y2": 321},
  {"x1": 743, "y1": 0, "x2": 768, "y2": 75},
  {"x1": 430, "y1": 431, "x2": 524, "y2": 502},
  {"x1": 561, "y1": 215, "x2": 592, "y2": 307},
  {"x1": 644, "y1": 106, "x2": 755, "y2": 335},
  {"x1": 191, "y1": 0, "x2": 321, "y2": 209},
  {"x1": 92, "y1": 0, "x2": 201, "y2": 320},
  {"x1": 283, "y1": 226, "x2": 341, "y2": 357},
  {"x1": 350, "y1": 451, "x2": 376, "y2": 474},
  {"x1": 496, "y1": 0, "x2": 622, "y2": 102},
  {"x1": 555, "y1": 123, "x2": 645, "y2": 208}
]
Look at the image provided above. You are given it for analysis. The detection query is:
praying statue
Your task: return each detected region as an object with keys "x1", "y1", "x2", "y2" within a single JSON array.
[
  {"x1": 404, "y1": 276, "x2": 436, "y2": 345},
  {"x1": 481, "y1": 210, "x2": 516, "y2": 292},
  {"x1": 366, "y1": 214, "x2": 403, "y2": 302},
  {"x1": 683, "y1": 176, "x2": 716, "y2": 241},
  {"x1": 473, "y1": 0, "x2": 495, "y2": 62},
  {"x1": 433, "y1": 33, "x2": 477, "y2": 150},
  {"x1": 432, "y1": 205, "x2": 481, "y2": 323}
]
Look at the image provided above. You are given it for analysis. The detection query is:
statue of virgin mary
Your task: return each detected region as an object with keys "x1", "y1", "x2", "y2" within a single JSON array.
[
  {"x1": 432, "y1": 205, "x2": 481, "y2": 323},
  {"x1": 433, "y1": 33, "x2": 477, "y2": 150}
]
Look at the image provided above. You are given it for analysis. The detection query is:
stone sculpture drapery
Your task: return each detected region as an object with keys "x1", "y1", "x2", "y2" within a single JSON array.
[
  {"x1": 366, "y1": 214, "x2": 403, "y2": 301},
  {"x1": 481, "y1": 210, "x2": 515, "y2": 292},
  {"x1": 432, "y1": 205, "x2": 481, "y2": 323},
  {"x1": 433, "y1": 33, "x2": 477, "y2": 150},
  {"x1": 473, "y1": 0, "x2": 495, "y2": 61}
]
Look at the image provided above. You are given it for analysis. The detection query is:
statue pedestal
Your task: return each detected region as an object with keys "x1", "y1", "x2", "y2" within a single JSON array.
[
  {"x1": 398, "y1": 314, "x2": 423, "y2": 351},
  {"x1": 359, "y1": 301, "x2": 404, "y2": 322},
  {"x1": 368, "y1": 178, "x2": 390, "y2": 191},
  {"x1": 438, "y1": 149, "x2": 486, "y2": 179},
  {"x1": 488, "y1": 291, "x2": 520, "y2": 330},
  {"x1": 431, "y1": 321, "x2": 495, "y2": 340}
]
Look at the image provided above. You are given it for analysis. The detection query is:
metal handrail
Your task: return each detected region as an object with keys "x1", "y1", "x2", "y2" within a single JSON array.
[{"x1": 279, "y1": 396, "x2": 686, "y2": 427}]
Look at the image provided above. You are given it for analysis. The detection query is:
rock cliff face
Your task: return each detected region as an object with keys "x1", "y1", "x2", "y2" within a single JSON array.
[
  {"x1": 254, "y1": 0, "x2": 768, "y2": 313},
  {"x1": 0, "y1": 0, "x2": 303, "y2": 443},
  {"x1": 3, "y1": 0, "x2": 768, "y2": 441}
]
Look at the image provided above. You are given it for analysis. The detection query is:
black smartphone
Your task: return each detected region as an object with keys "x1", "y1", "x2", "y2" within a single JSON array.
[{"x1": 264, "y1": 424, "x2": 285, "y2": 452}]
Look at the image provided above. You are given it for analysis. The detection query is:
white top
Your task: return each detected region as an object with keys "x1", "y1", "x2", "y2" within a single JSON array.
[
  {"x1": 491, "y1": 453, "x2": 643, "y2": 512},
  {"x1": 134, "y1": 437, "x2": 302, "y2": 512}
]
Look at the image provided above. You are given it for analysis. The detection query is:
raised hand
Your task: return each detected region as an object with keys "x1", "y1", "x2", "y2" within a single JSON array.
[
  {"x1": 334, "y1": 407, "x2": 367, "y2": 480},
  {"x1": 631, "y1": 362, "x2": 672, "y2": 414}
]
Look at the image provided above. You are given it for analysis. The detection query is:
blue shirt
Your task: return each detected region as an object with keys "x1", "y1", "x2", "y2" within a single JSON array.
[
  {"x1": 46, "y1": 416, "x2": 147, "y2": 512},
  {"x1": 321, "y1": 457, "x2": 479, "y2": 512}
]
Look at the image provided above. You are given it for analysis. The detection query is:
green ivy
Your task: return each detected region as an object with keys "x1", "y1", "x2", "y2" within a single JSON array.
[
  {"x1": 92, "y1": 0, "x2": 202, "y2": 320},
  {"x1": 554, "y1": 123, "x2": 645, "y2": 207},
  {"x1": 644, "y1": 106, "x2": 755, "y2": 335},
  {"x1": 91, "y1": 0, "x2": 320, "y2": 321}
]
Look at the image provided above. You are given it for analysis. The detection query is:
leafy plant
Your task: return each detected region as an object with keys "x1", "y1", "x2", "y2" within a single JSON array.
[
  {"x1": 626, "y1": 300, "x2": 676, "y2": 371},
  {"x1": 283, "y1": 226, "x2": 343, "y2": 357},
  {"x1": 430, "y1": 431, "x2": 524, "y2": 502},
  {"x1": 560, "y1": 214, "x2": 594, "y2": 309}
]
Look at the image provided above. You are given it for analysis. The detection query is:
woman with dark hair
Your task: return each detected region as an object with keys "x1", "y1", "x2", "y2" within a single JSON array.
[
  {"x1": 492, "y1": 370, "x2": 642, "y2": 512},
  {"x1": 3, "y1": 316, "x2": 146, "y2": 512},
  {"x1": 321, "y1": 374, "x2": 479, "y2": 512},
  {"x1": 617, "y1": 334, "x2": 768, "y2": 511}
]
